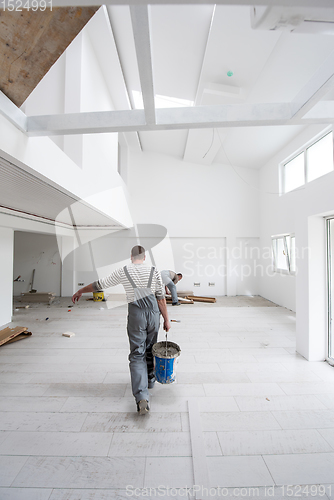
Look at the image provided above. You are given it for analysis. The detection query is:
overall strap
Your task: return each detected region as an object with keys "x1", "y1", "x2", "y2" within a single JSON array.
[
  {"x1": 123, "y1": 266, "x2": 137, "y2": 288},
  {"x1": 147, "y1": 267, "x2": 155, "y2": 288},
  {"x1": 123, "y1": 266, "x2": 155, "y2": 288}
]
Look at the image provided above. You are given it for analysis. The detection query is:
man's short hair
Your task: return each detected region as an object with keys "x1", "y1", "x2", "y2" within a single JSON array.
[{"x1": 131, "y1": 245, "x2": 146, "y2": 259}]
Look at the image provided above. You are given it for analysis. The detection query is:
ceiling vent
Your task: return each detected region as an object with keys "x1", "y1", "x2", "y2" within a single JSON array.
[{"x1": 251, "y1": 6, "x2": 334, "y2": 35}]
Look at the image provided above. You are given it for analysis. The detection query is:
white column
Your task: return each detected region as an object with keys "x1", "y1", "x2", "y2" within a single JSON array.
[
  {"x1": 64, "y1": 34, "x2": 83, "y2": 168},
  {"x1": 296, "y1": 215, "x2": 327, "y2": 361},
  {"x1": 60, "y1": 236, "x2": 76, "y2": 297},
  {"x1": 226, "y1": 236, "x2": 238, "y2": 296},
  {"x1": 0, "y1": 228, "x2": 14, "y2": 326}
]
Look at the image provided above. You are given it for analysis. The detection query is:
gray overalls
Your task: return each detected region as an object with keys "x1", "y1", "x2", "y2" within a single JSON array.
[{"x1": 124, "y1": 266, "x2": 160, "y2": 403}]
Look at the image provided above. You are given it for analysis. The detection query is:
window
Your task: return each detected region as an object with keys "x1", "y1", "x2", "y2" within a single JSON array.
[
  {"x1": 307, "y1": 132, "x2": 333, "y2": 182},
  {"x1": 272, "y1": 234, "x2": 295, "y2": 274},
  {"x1": 282, "y1": 130, "x2": 333, "y2": 194},
  {"x1": 289, "y1": 235, "x2": 296, "y2": 273},
  {"x1": 284, "y1": 152, "x2": 305, "y2": 193}
]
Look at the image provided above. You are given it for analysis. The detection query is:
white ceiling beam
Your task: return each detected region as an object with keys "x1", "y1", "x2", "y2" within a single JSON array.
[
  {"x1": 48, "y1": 0, "x2": 334, "y2": 7},
  {"x1": 183, "y1": 5, "x2": 216, "y2": 162},
  {"x1": 290, "y1": 50, "x2": 334, "y2": 121},
  {"x1": 299, "y1": 101, "x2": 334, "y2": 123},
  {"x1": 156, "y1": 103, "x2": 293, "y2": 127},
  {"x1": 0, "y1": 91, "x2": 27, "y2": 133},
  {"x1": 27, "y1": 109, "x2": 146, "y2": 136},
  {"x1": 27, "y1": 103, "x2": 294, "y2": 136},
  {"x1": 129, "y1": 5, "x2": 156, "y2": 126}
]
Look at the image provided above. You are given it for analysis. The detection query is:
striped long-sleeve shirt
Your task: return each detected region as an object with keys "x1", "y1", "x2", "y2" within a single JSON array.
[{"x1": 93, "y1": 263, "x2": 165, "y2": 304}]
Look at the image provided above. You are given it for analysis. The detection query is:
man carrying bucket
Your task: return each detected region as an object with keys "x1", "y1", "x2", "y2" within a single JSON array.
[{"x1": 72, "y1": 245, "x2": 170, "y2": 415}]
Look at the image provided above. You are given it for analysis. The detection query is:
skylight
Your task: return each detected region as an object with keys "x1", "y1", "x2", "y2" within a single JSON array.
[{"x1": 132, "y1": 91, "x2": 194, "y2": 109}]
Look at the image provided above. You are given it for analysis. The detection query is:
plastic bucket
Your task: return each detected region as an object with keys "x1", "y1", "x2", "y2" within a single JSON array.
[
  {"x1": 93, "y1": 291, "x2": 104, "y2": 302},
  {"x1": 152, "y1": 340, "x2": 181, "y2": 384}
]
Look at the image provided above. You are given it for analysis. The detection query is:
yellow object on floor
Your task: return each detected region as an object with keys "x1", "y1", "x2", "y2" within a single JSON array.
[{"x1": 93, "y1": 291, "x2": 104, "y2": 302}]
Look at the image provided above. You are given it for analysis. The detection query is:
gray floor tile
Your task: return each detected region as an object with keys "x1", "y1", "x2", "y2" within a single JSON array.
[
  {"x1": 0, "y1": 431, "x2": 113, "y2": 456},
  {"x1": 49, "y1": 489, "x2": 130, "y2": 500},
  {"x1": 144, "y1": 457, "x2": 193, "y2": 488},
  {"x1": 203, "y1": 432, "x2": 222, "y2": 456},
  {"x1": 235, "y1": 395, "x2": 327, "y2": 411},
  {"x1": 217, "y1": 429, "x2": 332, "y2": 455},
  {"x1": 12, "y1": 456, "x2": 145, "y2": 488},
  {"x1": 43, "y1": 383, "x2": 126, "y2": 397},
  {"x1": 0, "y1": 456, "x2": 28, "y2": 487},
  {"x1": 0, "y1": 397, "x2": 67, "y2": 412},
  {"x1": 201, "y1": 411, "x2": 281, "y2": 431},
  {"x1": 108, "y1": 432, "x2": 191, "y2": 456},
  {"x1": 60, "y1": 396, "x2": 136, "y2": 413},
  {"x1": 0, "y1": 488, "x2": 52, "y2": 499},
  {"x1": 0, "y1": 412, "x2": 87, "y2": 431},
  {"x1": 81, "y1": 412, "x2": 182, "y2": 432},
  {"x1": 279, "y1": 382, "x2": 334, "y2": 395},
  {"x1": 204, "y1": 383, "x2": 285, "y2": 397},
  {"x1": 316, "y1": 394, "x2": 334, "y2": 409},
  {"x1": 264, "y1": 452, "x2": 334, "y2": 485},
  {"x1": 207, "y1": 456, "x2": 273, "y2": 487},
  {"x1": 318, "y1": 429, "x2": 334, "y2": 449},
  {"x1": 272, "y1": 410, "x2": 334, "y2": 429},
  {"x1": 177, "y1": 372, "x2": 250, "y2": 384},
  {"x1": 28, "y1": 374, "x2": 107, "y2": 384}
]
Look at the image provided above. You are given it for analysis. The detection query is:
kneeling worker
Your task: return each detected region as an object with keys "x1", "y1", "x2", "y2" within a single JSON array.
[
  {"x1": 72, "y1": 245, "x2": 170, "y2": 415},
  {"x1": 161, "y1": 270, "x2": 183, "y2": 306}
]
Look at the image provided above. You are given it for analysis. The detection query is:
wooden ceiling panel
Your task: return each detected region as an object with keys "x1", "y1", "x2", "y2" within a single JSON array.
[{"x1": 0, "y1": 7, "x2": 99, "y2": 107}]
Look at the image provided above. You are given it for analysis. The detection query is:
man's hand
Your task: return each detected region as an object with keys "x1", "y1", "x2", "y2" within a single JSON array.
[
  {"x1": 72, "y1": 291, "x2": 82, "y2": 304},
  {"x1": 163, "y1": 319, "x2": 171, "y2": 332},
  {"x1": 72, "y1": 283, "x2": 96, "y2": 304}
]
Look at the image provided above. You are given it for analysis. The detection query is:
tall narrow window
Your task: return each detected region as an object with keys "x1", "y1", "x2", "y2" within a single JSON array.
[
  {"x1": 272, "y1": 237, "x2": 289, "y2": 272},
  {"x1": 307, "y1": 131, "x2": 333, "y2": 183},
  {"x1": 290, "y1": 235, "x2": 296, "y2": 273},
  {"x1": 327, "y1": 219, "x2": 334, "y2": 362},
  {"x1": 284, "y1": 152, "x2": 305, "y2": 193}
]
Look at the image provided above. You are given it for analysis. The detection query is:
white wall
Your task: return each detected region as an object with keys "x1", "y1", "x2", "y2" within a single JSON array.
[
  {"x1": 13, "y1": 232, "x2": 61, "y2": 297},
  {"x1": 259, "y1": 124, "x2": 334, "y2": 360},
  {"x1": 126, "y1": 150, "x2": 260, "y2": 297},
  {"x1": 10, "y1": 12, "x2": 131, "y2": 229},
  {"x1": 0, "y1": 228, "x2": 14, "y2": 327}
]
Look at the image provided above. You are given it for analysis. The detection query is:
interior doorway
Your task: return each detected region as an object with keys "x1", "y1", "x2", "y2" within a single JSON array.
[
  {"x1": 13, "y1": 231, "x2": 61, "y2": 298},
  {"x1": 327, "y1": 218, "x2": 334, "y2": 364}
]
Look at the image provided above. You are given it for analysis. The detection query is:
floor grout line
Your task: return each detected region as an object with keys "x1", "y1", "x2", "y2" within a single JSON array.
[{"x1": 188, "y1": 398, "x2": 210, "y2": 500}]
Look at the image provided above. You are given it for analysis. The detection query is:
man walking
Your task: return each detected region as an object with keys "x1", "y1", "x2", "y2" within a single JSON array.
[
  {"x1": 72, "y1": 245, "x2": 170, "y2": 415},
  {"x1": 161, "y1": 270, "x2": 183, "y2": 306}
]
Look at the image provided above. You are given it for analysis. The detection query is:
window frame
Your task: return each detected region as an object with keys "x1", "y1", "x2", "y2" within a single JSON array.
[
  {"x1": 271, "y1": 233, "x2": 296, "y2": 275},
  {"x1": 280, "y1": 127, "x2": 333, "y2": 195}
]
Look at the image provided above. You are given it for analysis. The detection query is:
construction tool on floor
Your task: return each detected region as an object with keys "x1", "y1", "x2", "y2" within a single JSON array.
[
  {"x1": 166, "y1": 295, "x2": 194, "y2": 304},
  {"x1": 186, "y1": 295, "x2": 216, "y2": 303},
  {"x1": 13, "y1": 275, "x2": 24, "y2": 282},
  {"x1": 30, "y1": 269, "x2": 37, "y2": 293}
]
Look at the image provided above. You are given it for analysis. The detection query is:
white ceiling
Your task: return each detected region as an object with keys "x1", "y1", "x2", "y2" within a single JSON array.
[
  {"x1": 11, "y1": 1, "x2": 334, "y2": 171},
  {"x1": 103, "y1": 3, "x2": 334, "y2": 168}
]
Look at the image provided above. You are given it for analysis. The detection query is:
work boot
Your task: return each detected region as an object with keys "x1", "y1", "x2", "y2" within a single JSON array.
[
  {"x1": 137, "y1": 399, "x2": 150, "y2": 415},
  {"x1": 148, "y1": 379, "x2": 155, "y2": 389}
]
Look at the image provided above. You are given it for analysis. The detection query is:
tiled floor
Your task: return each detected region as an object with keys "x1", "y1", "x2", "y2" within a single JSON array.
[{"x1": 0, "y1": 296, "x2": 334, "y2": 499}]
